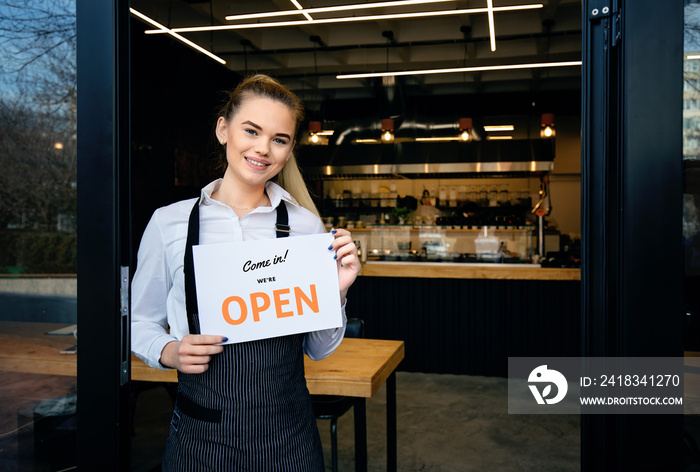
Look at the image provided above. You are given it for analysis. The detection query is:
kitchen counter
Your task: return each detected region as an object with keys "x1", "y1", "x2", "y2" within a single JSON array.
[{"x1": 359, "y1": 261, "x2": 580, "y2": 281}]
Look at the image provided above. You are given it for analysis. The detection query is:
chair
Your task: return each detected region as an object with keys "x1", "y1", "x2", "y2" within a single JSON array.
[{"x1": 311, "y1": 318, "x2": 364, "y2": 472}]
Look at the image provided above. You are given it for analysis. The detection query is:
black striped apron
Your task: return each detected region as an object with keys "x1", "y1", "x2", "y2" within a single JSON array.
[{"x1": 162, "y1": 199, "x2": 324, "y2": 471}]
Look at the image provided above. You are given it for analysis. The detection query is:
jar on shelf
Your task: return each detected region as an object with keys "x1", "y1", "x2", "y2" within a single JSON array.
[
  {"x1": 439, "y1": 186, "x2": 447, "y2": 206},
  {"x1": 449, "y1": 186, "x2": 457, "y2": 207},
  {"x1": 499, "y1": 184, "x2": 509, "y2": 205},
  {"x1": 479, "y1": 186, "x2": 488, "y2": 205},
  {"x1": 488, "y1": 185, "x2": 498, "y2": 207}
]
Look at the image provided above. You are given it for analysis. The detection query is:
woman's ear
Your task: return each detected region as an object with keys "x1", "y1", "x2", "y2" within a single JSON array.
[{"x1": 215, "y1": 116, "x2": 228, "y2": 144}]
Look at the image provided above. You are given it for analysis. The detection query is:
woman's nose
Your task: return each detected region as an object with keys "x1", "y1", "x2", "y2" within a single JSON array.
[{"x1": 255, "y1": 140, "x2": 270, "y2": 155}]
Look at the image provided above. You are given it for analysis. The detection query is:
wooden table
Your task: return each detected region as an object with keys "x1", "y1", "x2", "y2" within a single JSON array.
[
  {"x1": 0, "y1": 322, "x2": 404, "y2": 471},
  {"x1": 133, "y1": 337, "x2": 405, "y2": 471}
]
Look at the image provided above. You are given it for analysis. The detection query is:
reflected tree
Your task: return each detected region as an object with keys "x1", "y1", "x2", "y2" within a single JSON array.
[{"x1": 0, "y1": 0, "x2": 76, "y2": 231}]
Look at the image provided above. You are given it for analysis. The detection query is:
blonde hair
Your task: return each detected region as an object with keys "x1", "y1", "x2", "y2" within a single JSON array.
[{"x1": 217, "y1": 74, "x2": 319, "y2": 217}]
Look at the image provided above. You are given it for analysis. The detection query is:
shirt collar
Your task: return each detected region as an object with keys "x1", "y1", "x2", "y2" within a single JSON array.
[{"x1": 199, "y1": 179, "x2": 299, "y2": 209}]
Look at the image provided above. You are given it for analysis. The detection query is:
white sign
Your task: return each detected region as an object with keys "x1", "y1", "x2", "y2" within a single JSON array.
[{"x1": 192, "y1": 233, "x2": 342, "y2": 344}]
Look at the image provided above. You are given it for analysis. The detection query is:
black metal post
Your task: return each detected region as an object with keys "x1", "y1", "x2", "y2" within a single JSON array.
[
  {"x1": 386, "y1": 372, "x2": 397, "y2": 472},
  {"x1": 353, "y1": 398, "x2": 367, "y2": 472},
  {"x1": 76, "y1": 0, "x2": 131, "y2": 470},
  {"x1": 581, "y1": 0, "x2": 683, "y2": 470}
]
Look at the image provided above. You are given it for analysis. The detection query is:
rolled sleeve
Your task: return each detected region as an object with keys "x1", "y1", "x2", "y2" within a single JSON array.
[
  {"x1": 303, "y1": 300, "x2": 348, "y2": 361},
  {"x1": 131, "y1": 210, "x2": 176, "y2": 369}
]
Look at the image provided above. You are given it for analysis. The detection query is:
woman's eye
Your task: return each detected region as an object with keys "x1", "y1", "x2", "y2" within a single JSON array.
[
  {"x1": 245, "y1": 129, "x2": 257, "y2": 136},
  {"x1": 273, "y1": 138, "x2": 287, "y2": 145}
]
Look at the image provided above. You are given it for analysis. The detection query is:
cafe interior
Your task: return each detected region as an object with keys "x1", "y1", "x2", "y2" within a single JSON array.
[
  {"x1": 0, "y1": 0, "x2": 692, "y2": 471},
  {"x1": 126, "y1": 1, "x2": 583, "y2": 467}
]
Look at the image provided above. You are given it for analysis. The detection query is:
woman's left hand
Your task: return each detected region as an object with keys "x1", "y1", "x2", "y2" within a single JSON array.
[{"x1": 328, "y1": 228, "x2": 361, "y2": 305}]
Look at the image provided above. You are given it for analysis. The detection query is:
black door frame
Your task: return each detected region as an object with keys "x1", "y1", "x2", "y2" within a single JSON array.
[
  {"x1": 581, "y1": 0, "x2": 684, "y2": 469},
  {"x1": 75, "y1": 0, "x2": 685, "y2": 469},
  {"x1": 76, "y1": 0, "x2": 131, "y2": 469}
]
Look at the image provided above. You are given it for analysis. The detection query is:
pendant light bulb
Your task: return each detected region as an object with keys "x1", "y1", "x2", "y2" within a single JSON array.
[
  {"x1": 309, "y1": 120, "x2": 322, "y2": 145},
  {"x1": 540, "y1": 113, "x2": 555, "y2": 139},
  {"x1": 381, "y1": 118, "x2": 395, "y2": 143},
  {"x1": 459, "y1": 117, "x2": 473, "y2": 142}
]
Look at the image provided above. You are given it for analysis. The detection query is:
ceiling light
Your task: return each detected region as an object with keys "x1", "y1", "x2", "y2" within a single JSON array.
[
  {"x1": 381, "y1": 118, "x2": 395, "y2": 143},
  {"x1": 308, "y1": 121, "x2": 322, "y2": 144},
  {"x1": 336, "y1": 60, "x2": 581, "y2": 79},
  {"x1": 688, "y1": 55, "x2": 700, "y2": 60},
  {"x1": 225, "y1": 0, "x2": 458, "y2": 21},
  {"x1": 484, "y1": 125, "x2": 514, "y2": 132},
  {"x1": 288, "y1": 0, "x2": 313, "y2": 22},
  {"x1": 146, "y1": 4, "x2": 543, "y2": 34},
  {"x1": 540, "y1": 113, "x2": 556, "y2": 138},
  {"x1": 415, "y1": 137, "x2": 460, "y2": 142},
  {"x1": 487, "y1": 0, "x2": 496, "y2": 51},
  {"x1": 459, "y1": 117, "x2": 473, "y2": 142},
  {"x1": 486, "y1": 136, "x2": 513, "y2": 140},
  {"x1": 354, "y1": 138, "x2": 380, "y2": 143},
  {"x1": 130, "y1": 9, "x2": 226, "y2": 64}
]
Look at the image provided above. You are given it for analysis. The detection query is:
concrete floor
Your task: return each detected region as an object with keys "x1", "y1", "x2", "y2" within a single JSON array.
[
  {"x1": 130, "y1": 371, "x2": 581, "y2": 471},
  {"x1": 316, "y1": 372, "x2": 580, "y2": 472},
  {"x1": 10, "y1": 371, "x2": 700, "y2": 471},
  {"x1": 12, "y1": 370, "x2": 700, "y2": 470},
  {"x1": 0, "y1": 371, "x2": 581, "y2": 471}
]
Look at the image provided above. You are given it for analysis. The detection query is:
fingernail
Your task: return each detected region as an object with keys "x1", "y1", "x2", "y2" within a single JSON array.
[
  {"x1": 331, "y1": 230, "x2": 337, "y2": 234},
  {"x1": 222, "y1": 337, "x2": 228, "y2": 342},
  {"x1": 333, "y1": 254, "x2": 338, "y2": 260},
  {"x1": 328, "y1": 245, "x2": 333, "y2": 250}
]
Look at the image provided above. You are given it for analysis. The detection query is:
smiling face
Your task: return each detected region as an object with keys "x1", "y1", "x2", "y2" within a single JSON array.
[{"x1": 216, "y1": 96, "x2": 297, "y2": 191}]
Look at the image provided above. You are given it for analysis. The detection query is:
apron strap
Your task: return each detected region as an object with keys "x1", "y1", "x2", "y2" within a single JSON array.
[
  {"x1": 275, "y1": 200, "x2": 290, "y2": 238},
  {"x1": 184, "y1": 198, "x2": 290, "y2": 335},
  {"x1": 184, "y1": 198, "x2": 201, "y2": 335}
]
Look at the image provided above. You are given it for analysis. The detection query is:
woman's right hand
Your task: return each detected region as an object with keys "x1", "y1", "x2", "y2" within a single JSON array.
[{"x1": 159, "y1": 335, "x2": 227, "y2": 374}]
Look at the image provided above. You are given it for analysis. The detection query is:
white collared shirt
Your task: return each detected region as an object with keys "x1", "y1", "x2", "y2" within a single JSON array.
[{"x1": 131, "y1": 179, "x2": 347, "y2": 369}]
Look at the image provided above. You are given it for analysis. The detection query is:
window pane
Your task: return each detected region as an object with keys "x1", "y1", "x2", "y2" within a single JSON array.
[{"x1": 0, "y1": 1, "x2": 78, "y2": 469}]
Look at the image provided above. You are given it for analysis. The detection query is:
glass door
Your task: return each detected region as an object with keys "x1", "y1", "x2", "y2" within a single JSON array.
[
  {"x1": 684, "y1": 2, "x2": 700, "y2": 469},
  {"x1": 0, "y1": 1, "x2": 79, "y2": 470}
]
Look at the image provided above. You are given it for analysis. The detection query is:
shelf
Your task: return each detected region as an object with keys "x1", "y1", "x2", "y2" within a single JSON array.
[
  {"x1": 359, "y1": 261, "x2": 580, "y2": 280},
  {"x1": 343, "y1": 226, "x2": 535, "y2": 232}
]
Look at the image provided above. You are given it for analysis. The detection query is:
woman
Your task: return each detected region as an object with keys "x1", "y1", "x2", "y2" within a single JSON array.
[{"x1": 131, "y1": 74, "x2": 360, "y2": 471}]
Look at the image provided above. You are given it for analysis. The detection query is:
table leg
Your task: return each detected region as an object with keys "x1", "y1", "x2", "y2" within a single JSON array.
[
  {"x1": 387, "y1": 371, "x2": 397, "y2": 472},
  {"x1": 354, "y1": 397, "x2": 367, "y2": 472}
]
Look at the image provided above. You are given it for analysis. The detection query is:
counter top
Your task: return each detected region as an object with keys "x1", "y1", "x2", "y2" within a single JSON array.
[{"x1": 359, "y1": 261, "x2": 580, "y2": 280}]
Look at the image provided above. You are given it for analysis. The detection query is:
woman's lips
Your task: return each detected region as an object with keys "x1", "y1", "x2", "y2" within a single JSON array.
[{"x1": 245, "y1": 156, "x2": 270, "y2": 168}]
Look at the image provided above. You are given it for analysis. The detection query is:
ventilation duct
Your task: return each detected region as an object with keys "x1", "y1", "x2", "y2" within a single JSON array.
[{"x1": 298, "y1": 116, "x2": 555, "y2": 179}]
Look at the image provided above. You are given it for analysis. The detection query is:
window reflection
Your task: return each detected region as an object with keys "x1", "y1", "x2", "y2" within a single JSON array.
[{"x1": 0, "y1": 1, "x2": 77, "y2": 469}]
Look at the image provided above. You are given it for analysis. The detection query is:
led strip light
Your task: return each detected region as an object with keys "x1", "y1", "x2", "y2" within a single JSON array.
[
  {"x1": 144, "y1": 4, "x2": 544, "y2": 34},
  {"x1": 224, "y1": 0, "x2": 459, "y2": 21},
  {"x1": 336, "y1": 61, "x2": 582, "y2": 79},
  {"x1": 130, "y1": 8, "x2": 226, "y2": 64}
]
